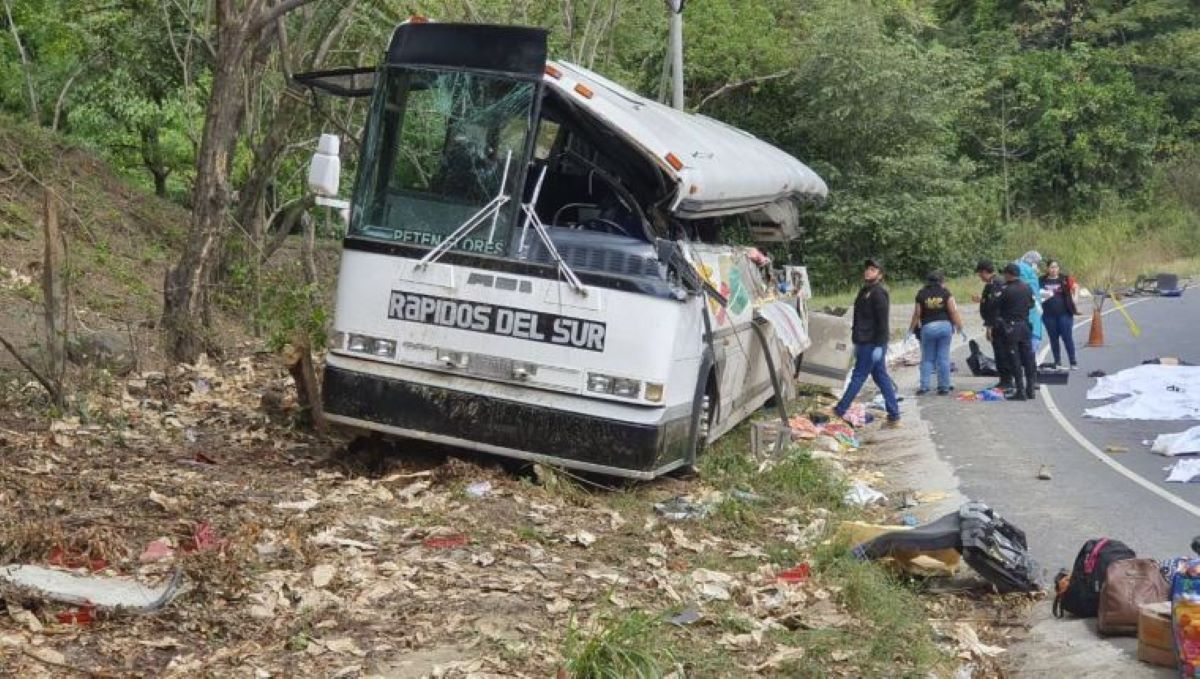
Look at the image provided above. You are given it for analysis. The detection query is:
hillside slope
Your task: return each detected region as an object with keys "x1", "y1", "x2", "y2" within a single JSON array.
[{"x1": 0, "y1": 116, "x2": 191, "y2": 375}]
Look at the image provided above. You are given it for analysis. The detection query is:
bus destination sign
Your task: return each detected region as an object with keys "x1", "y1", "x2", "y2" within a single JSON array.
[{"x1": 388, "y1": 290, "x2": 607, "y2": 352}]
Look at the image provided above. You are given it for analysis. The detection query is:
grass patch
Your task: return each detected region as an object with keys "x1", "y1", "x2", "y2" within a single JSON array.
[
  {"x1": 699, "y1": 422, "x2": 846, "y2": 512},
  {"x1": 811, "y1": 274, "x2": 979, "y2": 312},
  {"x1": 684, "y1": 414, "x2": 948, "y2": 676},
  {"x1": 563, "y1": 609, "x2": 675, "y2": 678}
]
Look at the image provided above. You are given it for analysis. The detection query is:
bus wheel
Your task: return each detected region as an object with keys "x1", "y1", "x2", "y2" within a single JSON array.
[{"x1": 674, "y1": 386, "x2": 715, "y2": 478}]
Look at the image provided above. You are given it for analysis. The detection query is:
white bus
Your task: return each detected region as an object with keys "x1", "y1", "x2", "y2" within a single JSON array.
[{"x1": 297, "y1": 21, "x2": 842, "y2": 479}]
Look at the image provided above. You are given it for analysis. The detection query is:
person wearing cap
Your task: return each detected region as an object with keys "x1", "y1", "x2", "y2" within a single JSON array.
[
  {"x1": 907, "y1": 270, "x2": 965, "y2": 395},
  {"x1": 997, "y1": 262, "x2": 1037, "y2": 400},
  {"x1": 975, "y1": 260, "x2": 1014, "y2": 390},
  {"x1": 834, "y1": 258, "x2": 901, "y2": 426}
]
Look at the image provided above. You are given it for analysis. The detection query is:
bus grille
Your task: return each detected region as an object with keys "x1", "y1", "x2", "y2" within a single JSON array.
[{"x1": 526, "y1": 241, "x2": 663, "y2": 278}]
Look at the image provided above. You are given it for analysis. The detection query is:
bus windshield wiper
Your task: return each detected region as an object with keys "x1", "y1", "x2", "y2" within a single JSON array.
[
  {"x1": 418, "y1": 151, "x2": 512, "y2": 269},
  {"x1": 519, "y1": 166, "x2": 588, "y2": 296}
]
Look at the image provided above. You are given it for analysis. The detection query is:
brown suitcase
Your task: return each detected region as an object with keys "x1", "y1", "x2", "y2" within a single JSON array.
[{"x1": 1098, "y1": 559, "x2": 1170, "y2": 636}]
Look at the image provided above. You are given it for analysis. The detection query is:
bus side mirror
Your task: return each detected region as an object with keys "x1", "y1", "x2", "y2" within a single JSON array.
[{"x1": 308, "y1": 133, "x2": 341, "y2": 197}]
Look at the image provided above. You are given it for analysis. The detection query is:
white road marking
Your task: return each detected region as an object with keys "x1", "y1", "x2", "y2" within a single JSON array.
[{"x1": 1037, "y1": 298, "x2": 1200, "y2": 518}]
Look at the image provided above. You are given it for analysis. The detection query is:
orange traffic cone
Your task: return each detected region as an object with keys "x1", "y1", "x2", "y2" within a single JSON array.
[{"x1": 1086, "y1": 308, "x2": 1105, "y2": 347}]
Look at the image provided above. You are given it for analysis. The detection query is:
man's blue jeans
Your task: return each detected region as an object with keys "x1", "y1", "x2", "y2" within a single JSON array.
[{"x1": 835, "y1": 343, "x2": 900, "y2": 421}]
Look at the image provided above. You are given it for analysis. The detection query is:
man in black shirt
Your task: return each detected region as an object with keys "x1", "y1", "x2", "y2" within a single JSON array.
[
  {"x1": 975, "y1": 260, "x2": 1013, "y2": 389},
  {"x1": 834, "y1": 258, "x2": 901, "y2": 425},
  {"x1": 996, "y1": 263, "x2": 1037, "y2": 400}
]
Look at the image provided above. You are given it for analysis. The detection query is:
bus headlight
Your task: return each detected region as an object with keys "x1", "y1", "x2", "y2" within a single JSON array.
[
  {"x1": 644, "y1": 383, "x2": 664, "y2": 403},
  {"x1": 347, "y1": 334, "x2": 372, "y2": 353},
  {"x1": 373, "y1": 339, "x2": 397, "y2": 358},
  {"x1": 611, "y1": 378, "x2": 640, "y2": 398},
  {"x1": 587, "y1": 374, "x2": 613, "y2": 393},
  {"x1": 587, "y1": 373, "x2": 643, "y2": 399},
  {"x1": 345, "y1": 334, "x2": 396, "y2": 359}
]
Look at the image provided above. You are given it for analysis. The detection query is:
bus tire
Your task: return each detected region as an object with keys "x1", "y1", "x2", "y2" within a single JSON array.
[{"x1": 676, "y1": 374, "x2": 717, "y2": 477}]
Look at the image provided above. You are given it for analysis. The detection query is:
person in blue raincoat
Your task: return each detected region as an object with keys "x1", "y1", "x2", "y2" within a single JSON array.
[{"x1": 1017, "y1": 251, "x2": 1043, "y2": 350}]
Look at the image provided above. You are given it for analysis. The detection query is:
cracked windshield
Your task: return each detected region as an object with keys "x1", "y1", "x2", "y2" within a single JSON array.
[{"x1": 352, "y1": 68, "x2": 534, "y2": 256}]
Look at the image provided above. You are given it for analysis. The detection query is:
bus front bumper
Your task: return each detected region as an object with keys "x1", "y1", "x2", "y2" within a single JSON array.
[{"x1": 322, "y1": 363, "x2": 693, "y2": 479}]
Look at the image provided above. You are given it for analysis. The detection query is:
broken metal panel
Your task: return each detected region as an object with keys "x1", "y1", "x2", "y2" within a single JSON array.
[{"x1": 0, "y1": 565, "x2": 183, "y2": 611}]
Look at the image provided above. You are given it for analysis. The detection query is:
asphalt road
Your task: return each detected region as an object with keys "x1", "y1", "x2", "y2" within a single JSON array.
[
  {"x1": 903, "y1": 289, "x2": 1199, "y2": 676},
  {"x1": 921, "y1": 290, "x2": 1200, "y2": 575}
]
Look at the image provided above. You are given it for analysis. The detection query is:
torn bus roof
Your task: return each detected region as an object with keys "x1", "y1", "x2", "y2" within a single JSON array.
[{"x1": 545, "y1": 61, "x2": 828, "y2": 220}]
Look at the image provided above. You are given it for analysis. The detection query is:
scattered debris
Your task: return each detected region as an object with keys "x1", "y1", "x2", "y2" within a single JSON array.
[
  {"x1": 311, "y1": 564, "x2": 336, "y2": 589},
  {"x1": 950, "y1": 622, "x2": 1006, "y2": 659},
  {"x1": 275, "y1": 498, "x2": 321, "y2": 513},
  {"x1": 0, "y1": 565, "x2": 183, "y2": 611},
  {"x1": 777, "y1": 563, "x2": 811, "y2": 584},
  {"x1": 565, "y1": 530, "x2": 597, "y2": 548},
  {"x1": 422, "y1": 533, "x2": 468, "y2": 550},
  {"x1": 844, "y1": 481, "x2": 886, "y2": 507},
  {"x1": 955, "y1": 389, "x2": 1004, "y2": 403},
  {"x1": 654, "y1": 496, "x2": 714, "y2": 521},
  {"x1": 669, "y1": 606, "x2": 702, "y2": 627},
  {"x1": 692, "y1": 569, "x2": 735, "y2": 600},
  {"x1": 746, "y1": 645, "x2": 807, "y2": 671},
  {"x1": 139, "y1": 538, "x2": 175, "y2": 563},
  {"x1": 465, "y1": 481, "x2": 493, "y2": 498}
]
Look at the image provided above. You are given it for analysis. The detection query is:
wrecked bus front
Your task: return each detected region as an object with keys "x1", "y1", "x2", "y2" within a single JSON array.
[{"x1": 303, "y1": 21, "x2": 833, "y2": 478}]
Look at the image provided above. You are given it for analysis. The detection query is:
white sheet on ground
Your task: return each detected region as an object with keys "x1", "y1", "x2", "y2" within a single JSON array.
[
  {"x1": 1084, "y1": 364, "x2": 1200, "y2": 420},
  {"x1": 1151, "y1": 426, "x2": 1200, "y2": 457},
  {"x1": 1166, "y1": 459, "x2": 1200, "y2": 483}
]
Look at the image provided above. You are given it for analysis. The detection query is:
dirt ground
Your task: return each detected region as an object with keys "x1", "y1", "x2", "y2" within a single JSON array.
[{"x1": 0, "y1": 346, "x2": 1036, "y2": 677}]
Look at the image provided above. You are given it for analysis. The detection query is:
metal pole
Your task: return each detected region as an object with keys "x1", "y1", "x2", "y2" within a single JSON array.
[{"x1": 669, "y1": 8, "x2": 684, "y2": 110}]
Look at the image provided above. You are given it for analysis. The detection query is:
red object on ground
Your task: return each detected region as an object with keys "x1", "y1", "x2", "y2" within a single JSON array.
[
  {"x1": 47, "y1": 547, "x2": 107, "y2": 572},
  {"x1": 777, "y1": 563, "x2": 811, "y2": 583},
  {"x1": 422, "y1": 534, "x2": 468, "y2": 549},
  {"x1": 194, "y1": 451, "x2": 218, "y2": 465},
  {"x1": 183, "y1": 521, "x2": 227, "y2": 554},
  {"x1": 139, "y1": 539, "x2": 175, "y2": 563},
  {"x1": 56, "y1": 605, "x2": 95, "y2": 625}
]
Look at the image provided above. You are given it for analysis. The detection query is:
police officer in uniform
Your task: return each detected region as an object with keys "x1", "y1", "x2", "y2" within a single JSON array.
[
  {"x1": 996, "y1": 263, "x2": 1037, "y2": 400},
  {"x1": 975, "y1": 260, "x2": 1013, "y2": 390}
]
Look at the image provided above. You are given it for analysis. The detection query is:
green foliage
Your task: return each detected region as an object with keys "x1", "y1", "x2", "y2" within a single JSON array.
[
  {"x1": 252, "y1": 267, "x2": 329, "y2": 352},
  {"x1": 563, "y1": 609, "x2": 674, "y2": 679},
  {"x1": 5, "y1": 0, "x2": 1199, "y2": 294}
]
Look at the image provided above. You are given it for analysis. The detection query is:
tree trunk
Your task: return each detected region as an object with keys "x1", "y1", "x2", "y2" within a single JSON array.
[
  {"x1": 162, "y1": 53, "x2": 248, "y2": 362},
  {"x1": 152, "y1": 170, "x2": 170, "y2": 198},
  {"x1": 42, "y1": 189, "x2": 67, "y2": 406}
]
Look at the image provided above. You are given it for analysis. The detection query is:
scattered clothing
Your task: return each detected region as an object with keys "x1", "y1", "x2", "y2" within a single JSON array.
[{"x1": 955, "y1": 389, "x2": 1005, "y2": 403}]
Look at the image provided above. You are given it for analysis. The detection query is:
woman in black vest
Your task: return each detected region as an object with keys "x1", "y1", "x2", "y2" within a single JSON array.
[{"x1": 908, "y1": 270, "x2": 965, "y2": 395}]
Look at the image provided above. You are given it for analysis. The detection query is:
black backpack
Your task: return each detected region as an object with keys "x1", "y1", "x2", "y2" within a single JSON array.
[
  {"x1": 966, "y1": 340, "x2": 999, "y2": 377},
  {"x1": 959, "y1": 503, "x2": 1041, "y2": 593},
  {"x1": 1053, "y1": 538, "x2": 1137, "y2": 618}
]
